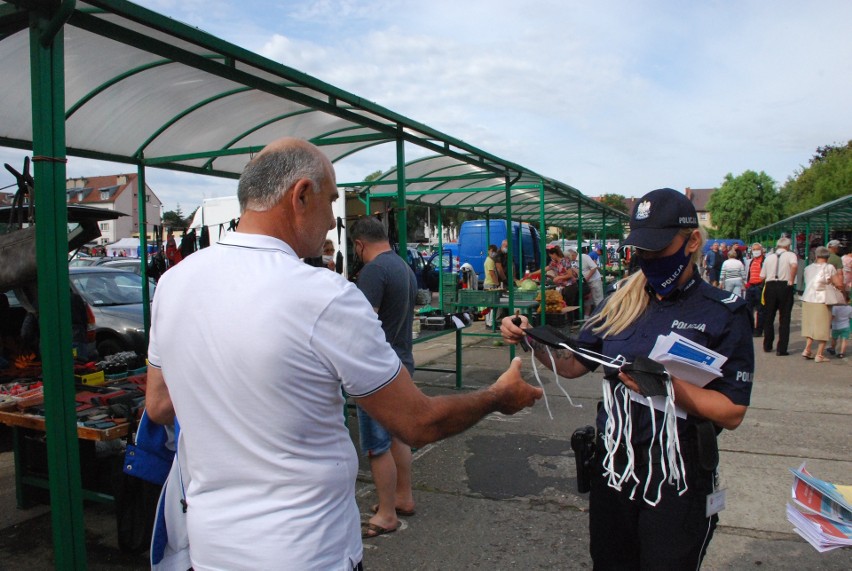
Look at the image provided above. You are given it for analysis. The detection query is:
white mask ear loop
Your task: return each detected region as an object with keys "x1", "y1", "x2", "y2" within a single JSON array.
[
  {"x1": 528, "y1": 346, "x2": 554, "y2": 420},
  {"x1": 544, "y1": 347, "x2": 582, "y2": 408},
  {"x1": 556, "y1": 342, "x2": 630, "y2": 369}
]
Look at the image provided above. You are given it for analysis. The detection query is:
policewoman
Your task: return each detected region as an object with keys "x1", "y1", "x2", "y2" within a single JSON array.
[{"x1": 501, "y1": 188, "x2": 754, "y2": 570}]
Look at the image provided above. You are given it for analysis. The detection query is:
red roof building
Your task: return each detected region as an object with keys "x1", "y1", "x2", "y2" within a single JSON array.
[{"x1": 65, "y1": 173, "x2": 162, "y2": 245}]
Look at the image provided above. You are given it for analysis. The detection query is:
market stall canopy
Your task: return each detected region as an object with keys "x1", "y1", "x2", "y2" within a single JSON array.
[
  {"x1": 343, "y1": 154, "x2": 628, "y2": 233},
  {"x1": 0, "y1": 0, "x2": 627, "y2": 232},
  {"x1": 749, "y1": 194, "x2": 852, "y2": 238}
]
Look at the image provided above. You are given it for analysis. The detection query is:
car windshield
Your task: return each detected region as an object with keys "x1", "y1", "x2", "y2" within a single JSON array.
[{"x1": 70, "y1": 272, "x2": 154, "y2": 306}]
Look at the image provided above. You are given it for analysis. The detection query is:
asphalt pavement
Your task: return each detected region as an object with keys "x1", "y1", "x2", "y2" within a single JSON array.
[{"x1": 0, "y1": 300, "x2": 850, "y2": 570}]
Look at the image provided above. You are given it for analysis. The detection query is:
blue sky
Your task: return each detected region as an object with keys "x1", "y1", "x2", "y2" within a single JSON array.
[{"x1": 2, "y1": 0, "x2": 850, "y2": 215}]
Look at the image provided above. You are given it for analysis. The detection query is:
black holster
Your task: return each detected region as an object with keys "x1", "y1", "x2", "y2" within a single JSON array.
[
  {"x1": 691, "y1": 420, "x2": 719, "y2": 473},
  {"x1": 571, "y1": 425, "x2": 596, "y2": 493}
]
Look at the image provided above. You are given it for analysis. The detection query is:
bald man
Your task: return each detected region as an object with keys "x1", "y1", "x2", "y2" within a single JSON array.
[{"x1": 145, "y1": 138, "x2": 541, "y2": 569}]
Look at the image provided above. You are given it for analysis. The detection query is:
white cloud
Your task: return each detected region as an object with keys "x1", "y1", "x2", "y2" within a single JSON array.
[{"x1": 4, "y1": 0, "x2": 851, "y2": 214}]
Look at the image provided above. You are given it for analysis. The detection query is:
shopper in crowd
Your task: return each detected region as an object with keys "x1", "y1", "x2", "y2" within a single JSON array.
[
  {"x1": 496, "y1": 239, "x2": 509, "y2": 288},
  {"x1": 567, "y1": 248, "x2": 604, "y2": 315},
  {"x1": 704, "y1": 242, "x2": 721, "y2": 286},
  {"x1": 842, "y1": 248, "x2": 852, "y2": 292},
  {"x1": 144, "y1": 137, "x2": 541, "y2": 570},
  {"x1": 760, "y1": 236, "x2": 798, "y2": 356},
  {"x1": 800, "y1": 247, "x2": 843, "y2": 362},
  {"x1": 304, "y1": 238, "x2": 337, "y2": 270},
  {"x1": 826, "y1": 239, "x2": 842, "y2": 271},
  {"x1": 828, "y1": 293, "x2": 851, "y2": 359},
  {"x1": 349, "y1": 216, "x2": 418, "y2": 539},
  {"x1": 501, "y1": 187, "x2": 753, "y2": 570},
  {"x1": 744, "y1": 243, "x2": 766, "y2": 337},
  {"x1": 483, "y1": 244, "x2": 501, "y2": 290},
  {"x1": 720, "y1": 248, "x2": 746, "y2": 297}
]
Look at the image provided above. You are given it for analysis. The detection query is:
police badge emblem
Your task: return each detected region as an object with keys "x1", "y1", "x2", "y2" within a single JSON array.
[{"x1": 635, "y1": 200, "x2": 651, "y2": 220}]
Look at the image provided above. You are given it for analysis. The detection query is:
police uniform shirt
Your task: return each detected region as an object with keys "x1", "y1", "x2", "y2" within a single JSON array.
[{"x1": 575, "y1": 268, "x2": 755, "y2": 443}]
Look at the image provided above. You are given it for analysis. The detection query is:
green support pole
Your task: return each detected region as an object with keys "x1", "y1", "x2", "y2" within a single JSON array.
[
  {"x1": 437, "y1": 208, "x2": 443, "y2": 310},
  {"x1": 395, "y1": 133, "x2": 407, "y2": 259},
  {"x1": 537, "y1": 182, "x2": 546, "y2": 323},
  {"x1": 577, "y1": 201, "x2": 584, "y2": 317},
  {"x1": 485, "y1": 212, "x2": 491, "y2": 256},
  {"x1": 455, "y1": 329, "x2": 463, "y2": 390},
  {"x1": 804, "y1": 221, "x2": 810, "y2": 265},
  {"x1": 505, "y1": 173, "x2": 515, "y2": 359},
  {"x1": 601, "y1": 212, "x2": 608, "y2": 283},
  {"x1": 137, "y1": 164, "x2": 150, "y2": 342},
  {"x1": 29, "y1": 9, "x2": 88, "y2": 569}
]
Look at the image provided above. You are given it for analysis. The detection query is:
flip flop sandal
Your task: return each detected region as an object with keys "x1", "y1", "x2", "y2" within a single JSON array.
[
  {"x1": 801, "y1": 351, "x2": 813, "y2": 359},
  {"x1": 362, "y1": 521, "x2": 401, "y2": 539},
  {"x1": 371, "y1": 503, "x2": 416, "y2": 517}
]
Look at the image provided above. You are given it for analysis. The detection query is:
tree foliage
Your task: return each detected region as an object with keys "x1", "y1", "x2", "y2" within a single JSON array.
[
  {"x1": 706, "y1": 170, "x2": 782, "y2": 239},
  {"x1": 780, "y1": 141, "x2": 852, "y2": 216},
  {"x1": 162, "y1": 207, "x2": 186, "y2": 229},
  {"x1": 599, "y1": 193, "x2": 628, "y2": 213}
]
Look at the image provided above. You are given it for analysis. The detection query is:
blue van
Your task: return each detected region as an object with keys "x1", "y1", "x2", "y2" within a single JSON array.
[{"x1": 457, "y1": 220, "x2": 541, "y2": 283}]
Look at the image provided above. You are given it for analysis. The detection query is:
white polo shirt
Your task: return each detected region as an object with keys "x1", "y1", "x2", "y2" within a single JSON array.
[{"x1": 148, "y1": 232, "x2": 401, "y2": 570}]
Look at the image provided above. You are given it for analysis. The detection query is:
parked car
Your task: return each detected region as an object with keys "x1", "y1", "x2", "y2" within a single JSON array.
[
  {"x1": 423, "y1": 247, "x2": 457, "y2": 292},
  {"x1": 69, "y1": 267, "x2": 154, "y2": 357},
  {"x1": 70, "y1": 256, "x2": 144, "y2": 274},
  {"x1": 99, "y1": 257, "x2": 145, "y2": 276},
  {"x1": 2, "y1": 285, "x2": 97, "y2": 361}
]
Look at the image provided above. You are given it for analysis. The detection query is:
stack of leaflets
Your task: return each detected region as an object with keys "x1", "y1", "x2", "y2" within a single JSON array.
[
  {"x1": 649, "y1": 331, "x2": 727, "y2": 386},
  {"x1": 627, "y1": 332, "x2": 727, "y2": 418},
  {"x1": 787, "y1": 462, "x2": 852, "y2": 552}
]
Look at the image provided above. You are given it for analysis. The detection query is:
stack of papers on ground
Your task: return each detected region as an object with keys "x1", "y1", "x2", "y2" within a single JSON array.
[{"x1": 787, "y1": 462, "x2": 852, "y2": 552}]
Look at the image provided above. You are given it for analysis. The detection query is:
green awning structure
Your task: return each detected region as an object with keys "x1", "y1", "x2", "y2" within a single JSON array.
[
  {"x1": 0, "y1": 1, "x2": 627, "y2": 566},
  {"x1": 749, "y1": 194, "x2": 852, "y2": 261},
  {"x1": 342, "y1": 154, "x2": 626, "y2": 233},
  {"x1": 749, "y1": 194, "x2": 852, "y2": 239}
]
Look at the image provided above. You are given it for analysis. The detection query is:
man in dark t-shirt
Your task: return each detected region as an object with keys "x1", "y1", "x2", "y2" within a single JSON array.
[{"x1": 350, "y1": 216, "x2": 418, "y2": 538}]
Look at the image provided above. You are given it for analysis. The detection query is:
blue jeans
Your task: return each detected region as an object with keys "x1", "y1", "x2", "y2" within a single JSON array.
[{"x1": 357, "y1": 406, "x2": 392, "y2": 456}]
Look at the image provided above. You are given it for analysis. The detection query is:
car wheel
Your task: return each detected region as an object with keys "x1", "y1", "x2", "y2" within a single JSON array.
[{"x1": 97, "y1": 337, "x2": 126, "y2": 359}]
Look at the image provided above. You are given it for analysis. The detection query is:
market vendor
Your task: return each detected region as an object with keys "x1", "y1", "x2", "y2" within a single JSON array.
[{"x1": 547, "y1": 245, "x2": 579, "y2": 310}]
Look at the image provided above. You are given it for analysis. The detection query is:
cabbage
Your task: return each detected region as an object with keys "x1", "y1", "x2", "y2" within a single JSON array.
[{"x1": 519, "y1": 279, "x2": 538, "y2": 291}]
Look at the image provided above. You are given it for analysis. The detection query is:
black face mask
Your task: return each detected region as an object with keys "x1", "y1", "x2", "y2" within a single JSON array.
[{"x1": 638, "y1": 239, "x2": 692, "y2": 297}]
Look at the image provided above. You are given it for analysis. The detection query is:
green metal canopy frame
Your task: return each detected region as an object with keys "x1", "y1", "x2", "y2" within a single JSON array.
[
  {"x1": 749, "y1": 194, "x2": 852, "y2": 262},
  {"x1": 0, "y1": 1, "x2": 627, "y2": 567},
  {"x1": 340, "y1": 153, "x2": 628, "y2": 320}
]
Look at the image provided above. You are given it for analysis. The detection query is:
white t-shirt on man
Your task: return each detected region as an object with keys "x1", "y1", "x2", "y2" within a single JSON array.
[{"x1": 148, "y1": 232, "x2": 401, "y2": 570}]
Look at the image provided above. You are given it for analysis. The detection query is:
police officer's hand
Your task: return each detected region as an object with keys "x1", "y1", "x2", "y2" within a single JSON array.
[
  {"x1": 500, "y1": 315, "x2": 529, "y2": 345},
  {"x1": 488, "y1": 357, "x2": 543, "y2": 414},
  {"x1": 617, "y1": 371, "x2": 641, "y2": 393}
]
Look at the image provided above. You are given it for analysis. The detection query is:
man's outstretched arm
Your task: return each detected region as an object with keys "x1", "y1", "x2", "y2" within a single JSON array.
[{"x1": 356, "y1": 358, "x2": 541, "y2": 448}]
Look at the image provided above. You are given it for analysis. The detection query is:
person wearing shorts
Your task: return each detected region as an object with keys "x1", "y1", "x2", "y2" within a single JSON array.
[{"x1": 828, "y1": 297, "x2": 852, "y2": 358}]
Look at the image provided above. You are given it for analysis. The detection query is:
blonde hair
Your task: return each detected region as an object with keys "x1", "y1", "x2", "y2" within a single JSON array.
[{"x1": 586, "y1": 228, "x2": 705, "y2": 337}]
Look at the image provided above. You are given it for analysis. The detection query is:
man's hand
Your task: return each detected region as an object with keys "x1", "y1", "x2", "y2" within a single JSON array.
[
  {"x1": 487, "y1": 357, "x2": 543, "y2": 414},
  {"x1": 500, "y1": 314, "x2": 529, "y2": 345}
]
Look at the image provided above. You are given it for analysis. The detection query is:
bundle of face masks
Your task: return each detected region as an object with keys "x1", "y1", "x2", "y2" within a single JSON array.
[{"x1": 524, "y1": 326, "x2": 687, "y2": 506}]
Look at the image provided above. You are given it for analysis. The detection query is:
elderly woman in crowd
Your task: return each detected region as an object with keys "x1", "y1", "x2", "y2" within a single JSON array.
[
  {"x1": 801, "y1": 246, "x2": 844, "y2": 362},
  {"x1": 720, "y1": 248, "x2": 746, "y2": 297}
]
